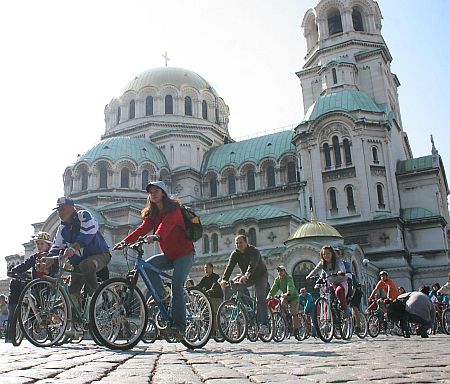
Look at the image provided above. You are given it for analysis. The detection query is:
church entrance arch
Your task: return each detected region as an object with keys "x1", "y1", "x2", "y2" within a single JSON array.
[{"x1": 292, "y1": 260, "x2": 318, "y2": 300}]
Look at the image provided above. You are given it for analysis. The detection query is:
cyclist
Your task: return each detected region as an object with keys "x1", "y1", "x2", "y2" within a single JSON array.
[
  {"x1": 306, "y1": 245, "x2": 351, "y2": 317},
  {"x1": 299, "y1": 287, "x2": 315, "y2": 336},
  {"x1": 5, "y1": 231, "x2": 56, "y2": 343},
  {"x1": 368, "y1": 270, "x2": 399, "y2": 313},
  {"x1": 114, "y1": 181, "x2": 195, "y2": 341},
  {"x1": 267, "y1": 266, "x2": 300, "y2": 335},
  {"x1": 47, "y1": 197, "x2": 111, "y2": 312},
  {"x1": 349, "y1": 283, "x2": 364, "y2": 331},
  {"x1": 196, "y1": 263, "x2": 223, "y2": 334},
  {"x1": 220, "y1": 234, "x2": 269, "y2": 335},
  {"x1": 438, "y1": 272, "x2": 450, "y2": 295}
]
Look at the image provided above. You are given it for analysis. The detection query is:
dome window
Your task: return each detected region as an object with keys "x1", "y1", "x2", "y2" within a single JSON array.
[
  {"x1": 202, "y1": 100, "x2": 208, "y2": 120},
  {"x1": 287, "y1": 161, "x2": 297, "y2": 183},
  {"x1": 352, "y1": 9, "x2": 364, "y2": 31},
  {"x1": 121, "y1": 168, "x2": 130, "y2": 188},
  {"x1": 211, "y1": 233, "x2": 219, "y2": 253},
  {"x1": 185, "y1": 96, "x2": 192, "y2": 116},
  {"x1": 81, "y1": 170, "x2": 88, "y2": 191},
  {"x1": 332, "y1": 136, "x2": 342, "y2": 167},
  {"x1": 328, "y1": 9, "x2": 343, "y2": 35},
  {"x1": 116, "y1": 107, "x2": 121, "y2": 125},
  {"x1": 323, "y1": 143, "x2": 332, "y2": 169},
  {"x1": 343, "y1": 139, "x2": 352, "y2": 165},
  {"x1": 228, "y1": 173, "x2": 236, "y2": 194},
  {"x1": 165, "y1": 95, "x2": 173, "y2": 114},
  {"x1": 267, "y1": 165, "x2": 275, "y2": 187},
  {"x1": 141, "y1": 170, "x2": 149, "y2": 190},
  {"x1": 210, "y1": 175, "x2": 217, "y2": 197},
  {"x1": 129, "y1": 100, "x2": 135, "y2": 119},
  {"x1": 332, "y1": 68, "x2": 338, "y2": 84},
  {"x1": 99, "y1": 165, "x2": 108, "y2": 189},
  {"x1": 203, "y1": 234, "x2": 210, "y2": 254},
  {"x1": 247, "y1": 169, "x2": 255, "y2": 191},
  {"x1": 146, "y1": 96, "x2": 153, "y2": 116}
]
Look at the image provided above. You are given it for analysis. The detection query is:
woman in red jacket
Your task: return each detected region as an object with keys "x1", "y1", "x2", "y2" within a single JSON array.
[{"x1": 114, "y1": 181, "x2": 194, "y2": 340}]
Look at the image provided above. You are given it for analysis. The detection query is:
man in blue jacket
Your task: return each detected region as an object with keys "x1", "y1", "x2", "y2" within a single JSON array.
[{"x1": 47, "y1": 197, "x2": 111, "y2": 301}]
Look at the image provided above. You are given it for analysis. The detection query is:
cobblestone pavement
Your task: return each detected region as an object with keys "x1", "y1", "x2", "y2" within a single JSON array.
[{"x1": 1, "y1": 334, "x2": 449, "y2": 384}]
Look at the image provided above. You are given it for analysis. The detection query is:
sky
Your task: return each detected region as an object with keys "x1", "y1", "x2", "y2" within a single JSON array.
[{"x1": 1, "y1": 0, "x2": 449, "y2": 279}]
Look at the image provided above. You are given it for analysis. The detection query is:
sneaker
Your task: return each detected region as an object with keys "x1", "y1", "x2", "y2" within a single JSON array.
[{"x1": 258, "y1": 324, "x2": 269, "y2": 336}]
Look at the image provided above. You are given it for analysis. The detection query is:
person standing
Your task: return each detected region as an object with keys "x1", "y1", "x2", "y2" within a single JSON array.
[
  {"x1": 114, "y1": 181, "x2": 194, "y2": 341},
  {"x1": 267, "y1": 266, "x2": 300, "y2": 335},
  {"x1": 220, "y1": 235, "x2": 269, "y2": 334}
]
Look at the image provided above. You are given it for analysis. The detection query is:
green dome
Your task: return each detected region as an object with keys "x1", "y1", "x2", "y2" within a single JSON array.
[
  {"x1": 303, "y1": 90, "x2": 382, "y2": 122},
  {"x1": 121, "y1": 67, "x2": 218, "y2": 96},
  {"x1": 289, "y1": 219, "x2": 342, "y2": 240},
  {"x1": 75, "y1": 137, "x2": 168, "y2": 168}
]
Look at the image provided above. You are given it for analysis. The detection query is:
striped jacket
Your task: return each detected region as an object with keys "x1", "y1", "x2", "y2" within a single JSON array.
[{"x1": 48, "y1": 209, "x2": 109, "y2": 264}]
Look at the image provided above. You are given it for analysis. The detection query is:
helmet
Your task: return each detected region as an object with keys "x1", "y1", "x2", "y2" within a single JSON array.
[
  {"x1": 32, "y1": 231, "x2": 52, "y2": 244},
  {"x1": 379, "y1": 270, "x2": 388, "y2": 276}
]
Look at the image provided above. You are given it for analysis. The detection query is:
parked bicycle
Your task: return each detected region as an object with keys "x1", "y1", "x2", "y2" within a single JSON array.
[
  {"x1": 217, "y1": 280, "x2": 274, "y2": 343},
  {"x1": 311, "y1": 272, "x2": 353, "y2": 342},
  {"x1": 89, "y1": 235, "x2": 213, "y2": 350}
]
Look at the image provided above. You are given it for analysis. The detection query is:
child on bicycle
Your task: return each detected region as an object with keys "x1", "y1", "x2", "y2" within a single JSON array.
[
  {"x1": 114, "y1": 181, "x2": 195, "y2": 341},
  {"x1": 5, "y1": 231, "x2": 56, "y2": 343},
  {"x1": 306, "y1": 245, "x2": 350, "y2": 317}
]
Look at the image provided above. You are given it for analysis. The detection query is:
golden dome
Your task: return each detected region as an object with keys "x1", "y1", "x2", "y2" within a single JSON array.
[{"x1": 289, "y1": 219, "x2": 342, "y2": 240}]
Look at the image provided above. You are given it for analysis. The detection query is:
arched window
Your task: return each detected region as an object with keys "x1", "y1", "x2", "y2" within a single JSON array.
[
  {"x1": 215, "y1": 107, "x2": 220, "y2": 124},
  {"x1": 129, "y1": 100, "x2": 135, "y2": 119},
  {"x1": 99, "y1": 165, "x2": 108, "y2": 189},
  {"x1": 287, "y1": 161, "x2": 297, "y2": 183},
  {"x1": 377, "y1": 184, "x2": 385, "y2": 208},
  {"x1": 332, "y1": 136, "x2": 341, "y2": 167},
  {"x1": 247, "y1": 169, "x2": 255, "y2": 191},
  {"x1": 202, "y1": 100, "x2": 208, "y2": 120},
  {"x1": 210, "y1": 175, "x2": 217, "y2": 197},
  {"x1": 332, "y1": 68, "x2": 338, "y2": 84},
  {"x1": 116, "y1": 107, "x2": 121, "y2": 125},
  {"x1": 352, "y1": 9, "x2": 364, "y2": 31},
  {"x1": 346, "y1": 186, "x2": 355, "y2": 211},
  {"x1": 323, "y1": 143, "x2": 332, "y2": 168},
  {"x1": 145, "y1": 96, "x2": 153, "y2": 116},
  {"x1": 343, "y1": 139, "x2": 352, "y2": 165},
  {"x1": 267, "y1": 165, "x2": 275, "y2": 187},
  {"x1": 328, "y1": 9, "x2": 343, "y2": 35},
  {"x1": 238, "y1": 229, "x2": 246, "y2": 236},
  {"x1": 203, "y1": 235, "x2": 210, "y2": 254},
  {"x1": 372, "y1": 147, "x2": 379, "y2": 163},
  {"x1": 185, "y1": 96, "x2": 192, "y2": 116},
  {"x1": 329, "y1": 188, "x2": 338, "y2": 211},
  {"x1": 228, "y1": 173, "x2": 236, "y2": 194},
  {"x1": 292, "y1": 261, "x2": 317, "y2": 298},
  {"x1": 165, "y1": 95, "x2": 173, "y2": 114},
  {"x1": 248, "y1": 228, "x2": 257, "y2": 246},
  {"x1": 121, "y1": 168, "x2": 130, "y2": 188},
  {"x1": 211, "y1": 233, "x2": 219, "y2": 253},
  {"x1": 81, "y1": 170, "x2": 88, "y2": 191},
  {"x1": 141, "y1": 170, "x2": 149, "y2": 190}
]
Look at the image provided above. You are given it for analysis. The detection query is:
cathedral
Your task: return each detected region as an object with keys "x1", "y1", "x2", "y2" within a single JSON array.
[{"x1": 4, "y1": 0, "x2": 449, "y2": 301}]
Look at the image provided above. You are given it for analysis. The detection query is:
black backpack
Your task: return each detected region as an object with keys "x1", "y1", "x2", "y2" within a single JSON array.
[
  {"x1": 387, "y1": 294, "x2": 411, "y2": 321},
  {"x1": 180, "y1": 205, "x2": 203, "y2": 242}
]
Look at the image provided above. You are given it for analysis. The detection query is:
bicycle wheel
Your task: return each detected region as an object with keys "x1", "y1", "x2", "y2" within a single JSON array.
[
  {"x1": 339, "y1": 312, "x2": 353, "y2": 340},
  {"x1": 247, "y1": 319, "x2": 259, "y2": 342},
  {"x1": 258, "y1": 309, "x2": 275, "y2": 342},
  {"x1": 295, "y1": 314, "x2": 308, "y2": 341},
  {"x1": 217, "y1": 299, "x2": 248, "y2": 343},
  {"x1": 367, "y1": 313, "x2": 380, "y2": 337},
  {"x1": 89, "y1": 277, "x2": 147, "y2": 350},
  {"x1": 17, "y1": 278, "x2": 69, "y2": 347},
  {"x1": 442, "y1": 308, "x2": 450, "y2": 335},
  {"x1": 142, "y1": 318, "x2": 158, "y2": 344},
  {"x1": 272, "y1": 312, "x2": 286, "y2": 342},
  {"x1": 313, "y1": 297, "x2": 334, "y2": 342},
  {"x1": 354, "y1": 313, "x2": 368, "y2": 338},
  {"x1": 11, "y1": 307, "x2": 24, "y2": 346},
  {"x1": 182, "y1": 288, "x2": 213, "y2": 349}
]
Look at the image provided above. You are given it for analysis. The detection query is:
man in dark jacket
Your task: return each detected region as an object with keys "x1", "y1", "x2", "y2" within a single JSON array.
[
  {"x1": 220, "y1": 235, "x2": 269, "y2": 332},
  {"x1": 197, "y1": 263, "x2": 223, "y2": 332}
]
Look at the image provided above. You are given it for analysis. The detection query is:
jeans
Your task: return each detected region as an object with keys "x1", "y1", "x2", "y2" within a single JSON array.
[
  {"x1": 69, "y1": 252, "x2": 111, "y2": 296},
  {"x1": 144, "y1": 251, "x2": 195, "y2": 332},
  {"x1": 241, "y1": 272, "x2": 269, "y2": 324}
]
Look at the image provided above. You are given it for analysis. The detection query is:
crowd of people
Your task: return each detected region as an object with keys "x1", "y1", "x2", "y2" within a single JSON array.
[{"x1": 1, "y1": 182, "x2": 449, "y2": 345}]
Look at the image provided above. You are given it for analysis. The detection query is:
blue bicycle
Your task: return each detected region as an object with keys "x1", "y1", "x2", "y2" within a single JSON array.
[{"x1": 89, "y1": 235, "x2": 213, "y2": 350}]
